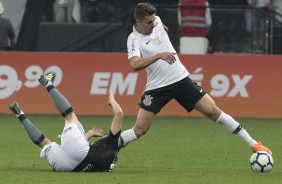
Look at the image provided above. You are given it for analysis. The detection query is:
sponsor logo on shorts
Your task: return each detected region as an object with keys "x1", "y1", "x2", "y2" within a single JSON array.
[
  {"x1": 44, "y1": 145, "x2": 52, "y2": 156},
  {"x1": 82, "y1": 163, "x2": 94, "y2": 172},
  {"x1": 143, "y1": 95, "x2": 153, "y2": 106},
  {"x1": 63, "y1": 127, "x2": 72, "y2": 134}
]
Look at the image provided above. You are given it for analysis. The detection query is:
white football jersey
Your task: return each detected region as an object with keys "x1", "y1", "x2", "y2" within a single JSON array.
[{"x1": 127, "y1": 16, "x2": 189, "y2": 91}]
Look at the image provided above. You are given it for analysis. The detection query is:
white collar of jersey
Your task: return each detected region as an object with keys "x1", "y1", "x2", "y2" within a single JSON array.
[
  {"x1": 132, "y1": 16, "x2": 160, "y2": 38},
  {"x1": 132, "y1": 25, "x2": 149, "y2": 38},
  {"x1": 133, "y1": 24, "x2": 160, "y2": 38}
]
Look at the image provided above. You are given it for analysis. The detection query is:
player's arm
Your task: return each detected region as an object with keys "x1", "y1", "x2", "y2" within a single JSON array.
[
  {"x1": 108, "y1": 91, "x2": 123, "y2": 135},
  {"x1": 85, "y1": 128, "x2": 105, "y2": 140},
  {"x1": 129, "y1": 52, "x2": 176, "y2": 71}
]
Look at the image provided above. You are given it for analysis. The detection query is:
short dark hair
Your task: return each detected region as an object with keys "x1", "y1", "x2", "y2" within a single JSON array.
[{"x1": 134, "y1": 3, "x2": 156, "y2": 20}]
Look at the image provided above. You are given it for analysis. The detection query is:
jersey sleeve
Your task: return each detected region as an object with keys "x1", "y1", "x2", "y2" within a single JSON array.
[{"x1": 127, "y1": 34, "x2": 141, "y2": 59}]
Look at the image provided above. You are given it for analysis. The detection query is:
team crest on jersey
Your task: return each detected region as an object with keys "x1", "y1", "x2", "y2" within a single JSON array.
[
  {"x1": 156, "y1": 36, "x2": 162, "y2": 44},
  {"x1": 143, "y1": 95, "x2": 153, "y2": 106}
]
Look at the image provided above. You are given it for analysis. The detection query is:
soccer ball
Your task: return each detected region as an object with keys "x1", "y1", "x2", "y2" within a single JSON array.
[{"x1": 250, "y1": 151, "x2": 273, "y2": 172}]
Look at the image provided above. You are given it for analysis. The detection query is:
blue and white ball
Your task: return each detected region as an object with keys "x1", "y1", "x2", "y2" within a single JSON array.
[{"x1": 250, "y1": 151, "x2": 273, "y2": 172}]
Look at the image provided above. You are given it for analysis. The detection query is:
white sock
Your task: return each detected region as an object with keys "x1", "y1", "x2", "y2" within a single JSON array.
[
  {"x1": 237, "y1": 128, "x2": 257, "y2": 147},
  {"x1": 216, "y1": 112, "x2": 257, "y2": 147},
  {"x1": 119, "y1": 128, "x2": 137, "y2": 147}
]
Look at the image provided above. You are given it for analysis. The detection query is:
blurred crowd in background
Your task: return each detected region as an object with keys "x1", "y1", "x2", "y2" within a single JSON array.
[{"x1": 0, "y1": 0, "x2": 282, "y2": 54}]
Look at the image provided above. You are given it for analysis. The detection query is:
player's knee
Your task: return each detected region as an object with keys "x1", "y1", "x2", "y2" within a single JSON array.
[
  {"x1": 64, "y1": 112, "x2": 78, "y2": 124},
  {"x1": 133, "y1": 126, "x2": 147, "y2": 138},
  {"x1": 39, "y1": 138, "x2": 52, "y2": 148}
]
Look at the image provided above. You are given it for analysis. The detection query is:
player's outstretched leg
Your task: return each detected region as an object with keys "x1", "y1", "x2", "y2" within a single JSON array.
[
  {"x1": 39, "y1": 72, "x2": 73, "y2": 118},
  {"x1": 9, "y1": 101, "x2": 46, "y2": 146},
  {"x1": 216, "y1": 111, "x2": 272, "y2": 155}
]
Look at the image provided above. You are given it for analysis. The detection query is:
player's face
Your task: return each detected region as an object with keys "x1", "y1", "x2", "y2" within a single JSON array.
[{"x1": 136, "y1": 14, "x2": 156, "y2": 35}]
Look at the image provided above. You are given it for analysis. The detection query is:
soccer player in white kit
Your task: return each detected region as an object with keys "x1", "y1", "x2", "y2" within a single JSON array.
[
  {"x1": 117, "y1": 2, "x2": 272, "y2": 163},
  {"x1": 9, "y1": 72, "x2": 123, "y2": 172}
]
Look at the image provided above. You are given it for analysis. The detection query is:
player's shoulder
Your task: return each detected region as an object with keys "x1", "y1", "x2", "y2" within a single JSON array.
[
  {"x1": 155, "y1": 16, "x2": 162, "y2": 24},
  {"x1": 127, "y1": 31, "x2": 141, "y2": 42},
  {"x1": 128, "y1": 32, "x2": 135, "y2": 39},
  {"x1": 155, "y1": 16, "x2": 161, "y2": 21}
]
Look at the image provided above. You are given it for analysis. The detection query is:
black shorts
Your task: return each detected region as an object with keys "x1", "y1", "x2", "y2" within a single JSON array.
[
  {"x1": 139, "y1": 77, "x2": 206, "y2": 114},
  {"x1": 89, "y1": 131, "x2": 120, "y2": 172},
  {"x1": 92, "y1": 132, "x2": 119, "y2": 156},
  {"x1": 72, "y1": 131, "x2": 120, "y2": 172}
]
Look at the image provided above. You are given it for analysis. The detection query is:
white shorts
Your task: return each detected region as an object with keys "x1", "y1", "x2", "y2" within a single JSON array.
[{"x1": 40, "y1": 122, "x2": 90, "y2": 172}]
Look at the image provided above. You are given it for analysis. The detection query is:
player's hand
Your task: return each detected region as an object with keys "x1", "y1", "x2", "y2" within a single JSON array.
[
  {"x1": 108, "y1": 90, "x2": 115, "y2": 106},
  {"x1": 86, "y1": 127, "x2": 105, "y2": 138},
  {"x1": 157, "y1": 52, "x2": 176, "y2": 64}
]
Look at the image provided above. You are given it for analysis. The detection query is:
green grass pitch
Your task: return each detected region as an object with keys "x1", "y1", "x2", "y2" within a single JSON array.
[{"x1": 0, "y1": 114, "x2": 281, "y2": 184}]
